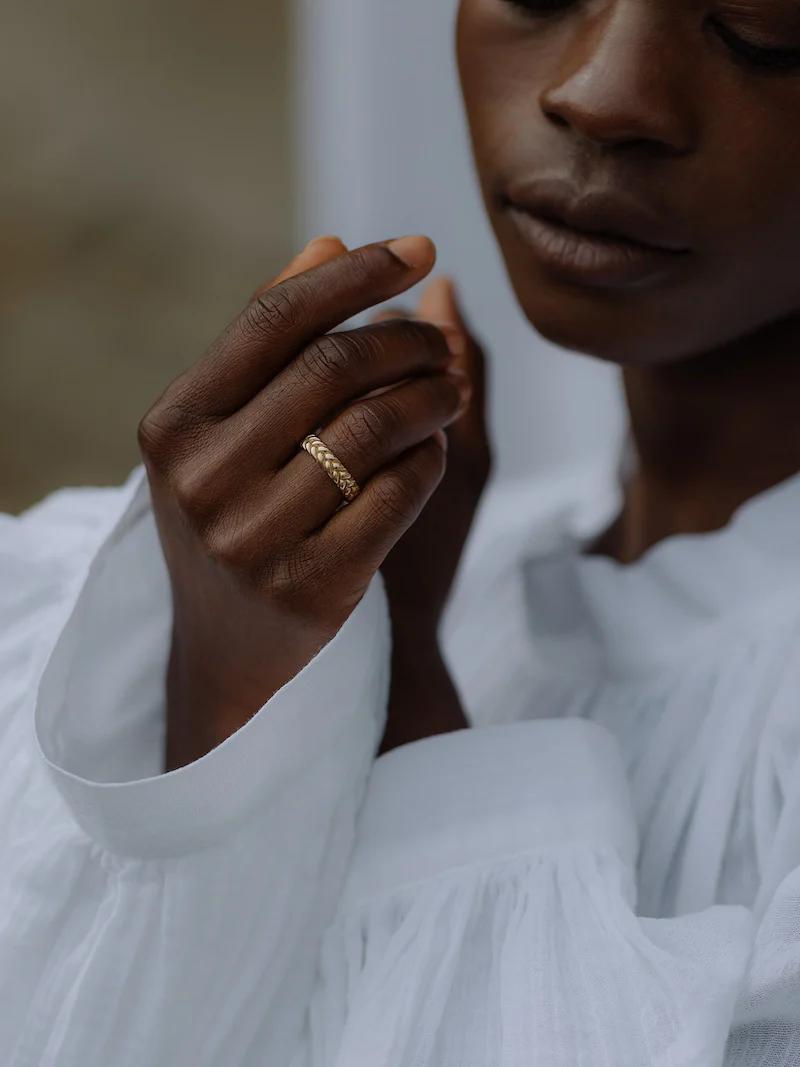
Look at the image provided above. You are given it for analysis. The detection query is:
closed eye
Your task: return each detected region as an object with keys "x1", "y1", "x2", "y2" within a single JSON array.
[
  {"x1": 500, "y1": 0, "x2": 577, "y2": 16},
  {"x1": 500, "y1": 0, "x2": 800, "y2": 73},
  {"x1": 709, "y1": 17, "x2": 800, "y2": 72}
]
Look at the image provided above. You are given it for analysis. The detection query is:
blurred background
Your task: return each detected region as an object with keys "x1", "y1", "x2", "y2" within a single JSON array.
[{"x1": 2, "y1": 0, "x2": 625, "y2": 515}]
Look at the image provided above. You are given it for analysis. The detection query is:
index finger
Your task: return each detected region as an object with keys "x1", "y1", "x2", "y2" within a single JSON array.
[{"x1": 183, "y1": 235, "x2": 437, "y2": 417}]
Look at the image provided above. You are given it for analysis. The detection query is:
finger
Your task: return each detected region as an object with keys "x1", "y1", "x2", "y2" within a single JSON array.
[
  {"x1": 266, "y1": 369, "x2": 466, "y2": 539},
  {"x1": 167, "y1": 235, "x2": 437, "y2": 419},
  {"x1": 317, "y1": 435, "x2": 447, "y2": 575},
  {"x1": 364, "y1": 306, "x2": 416, "y2": 401},
  {"x1": 370, "y1": 299, "x2": 464, "y2": 360},
  {"x1": 418, "y1": 275, "x2": 487, "y2": 444},
  {"x1": 417, "y1": 276, "x2": 466, "y2": 362},
  {"x1": 369, "y1": 305, "x2": 412, "y2": 324},
  {"x1": 445, "y1": 276, "x2": 488, "y2": 440},
  {"x1": 251, "y1": 235, "x2": 348, "y2": 300},
  {"x1": 228, "y1": 317, "x2": 454, "y2": 469},
  {"x1": 366, "y1": 301, "x2": 468, "y2": 402}
]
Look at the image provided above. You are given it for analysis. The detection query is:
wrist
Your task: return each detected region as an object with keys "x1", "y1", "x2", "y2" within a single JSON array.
[
  {"x1": 164, "y1": 629, "x2": 282, "y2": 771},
  {"x1": 380, "y1": 631, "x2": 468, "y2": 755},
  {"x1": 389, "y1": 606, "x2": 442, "y2": 653}
]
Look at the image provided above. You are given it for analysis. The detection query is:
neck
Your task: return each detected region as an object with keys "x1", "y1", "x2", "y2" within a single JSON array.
[{"x1": 593, "y1": 315, "x2": 800, "y2": 564}]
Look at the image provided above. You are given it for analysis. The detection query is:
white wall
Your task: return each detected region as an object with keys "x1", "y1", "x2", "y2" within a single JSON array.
[{"x1": 291, "y1": 0, "x2": 627, "y2": 487}]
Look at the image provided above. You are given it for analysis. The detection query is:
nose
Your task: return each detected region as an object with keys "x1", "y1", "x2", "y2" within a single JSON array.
[{"x1": 540, "y1": 5, "x2": 697, "y2": 156}]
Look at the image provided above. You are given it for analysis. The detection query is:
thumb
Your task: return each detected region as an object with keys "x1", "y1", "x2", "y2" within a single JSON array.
[
  {"x1": 417, "y1": 275, "x2": 474, "y2": 373},
  {"x1": 418, "y1": 276, "x2": 487, "y2": 439},
  {"x1": 417, "y1": 274, "x2": 461, "y2": 330}
]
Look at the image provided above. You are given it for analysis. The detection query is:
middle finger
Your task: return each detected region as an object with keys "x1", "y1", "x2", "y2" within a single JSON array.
[
  {"x1": 271, "y1": 368, "x2": 470, "y2": 538},
  {"x1": 227, "y1": 317, "x2": 456, "y2": 469}
]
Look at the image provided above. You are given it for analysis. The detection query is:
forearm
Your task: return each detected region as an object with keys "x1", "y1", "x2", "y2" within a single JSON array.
[{"x1": 379, "y1": 619, "x2": 469, "y2": 755}]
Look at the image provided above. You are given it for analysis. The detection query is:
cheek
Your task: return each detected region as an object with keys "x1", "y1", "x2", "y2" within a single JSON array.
[
  {"x1": 489, "y1": 126, "x2": 800, "y2": 365},
  {"x1": 493, "y1": 212, "x2": 800, "y2": 368},
  {"x1": 693, "y1": 121, "x2": 800, "y2": 316},
  {"x1": 457, "y1": 1, "x2": 543, "y2": 174},
  {"x1": 458, "y1": 7, "x2": 800, "y2": 365}
]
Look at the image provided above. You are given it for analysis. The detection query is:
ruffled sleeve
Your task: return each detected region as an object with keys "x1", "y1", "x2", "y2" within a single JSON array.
[
  {"x1": 0, "y1": 466, "x2": 391, "y2": 1067},
  {"x1": 309, "y1": 720, "x2": 759, "y2": 1067}
]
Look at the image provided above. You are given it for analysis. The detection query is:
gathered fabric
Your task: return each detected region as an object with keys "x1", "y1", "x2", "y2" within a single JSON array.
[{"x1": 1, "y1": 459, "x2": 800, "y2": 1066}]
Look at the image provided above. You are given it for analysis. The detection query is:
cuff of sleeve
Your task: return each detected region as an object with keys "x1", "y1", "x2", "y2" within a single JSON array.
[
  {"x1": 342, "y1": 718, "x2": 638, "y2": 906},
  {"x1": 35, "y1": 465, "x2": 392, "y2": 858}
]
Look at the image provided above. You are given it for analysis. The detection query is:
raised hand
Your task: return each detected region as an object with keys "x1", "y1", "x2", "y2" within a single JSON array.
[
  {"x1": 371, "y1": 274, "x2": 492, "y2": 632},
  {"x1": 367, "y1": 274, "x2": 493, "y2": 752},
  {"x1": 137, "y1": 234, "x2": 471, "y2": 769}
]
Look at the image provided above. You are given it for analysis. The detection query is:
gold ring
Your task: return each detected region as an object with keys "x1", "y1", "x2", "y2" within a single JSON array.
[{"x1": 301, "y1": 433, "x2": 361, "y2": 503}]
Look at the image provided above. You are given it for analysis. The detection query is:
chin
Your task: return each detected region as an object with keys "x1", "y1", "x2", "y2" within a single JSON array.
[{"x1": 513, "y1": 281, "x2": 694, "y2": 368}]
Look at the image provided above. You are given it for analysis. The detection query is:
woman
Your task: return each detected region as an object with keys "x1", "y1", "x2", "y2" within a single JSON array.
[{"x1": 3, "y1": 0, "x2": 800, "y2": 1063}]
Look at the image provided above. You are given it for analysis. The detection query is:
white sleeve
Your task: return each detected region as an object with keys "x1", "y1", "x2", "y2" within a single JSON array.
[
  {"x1": 0, "y1": 466, "x2": 391, "y2": 1067},
  {"x1": 310, "y1": 719, "x2": 772, "y2": 1067}
]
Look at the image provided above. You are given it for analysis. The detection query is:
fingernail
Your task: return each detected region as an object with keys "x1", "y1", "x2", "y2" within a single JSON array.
[
  {"x1": 431, "y1": 322, "x2": 466, "y2": 361},
  {"x1": 385, "y1": 236, "x2": 425, "y2": 268},
  {"x1": 304, "y1": 234, "x2": 343, "y2": 252}
]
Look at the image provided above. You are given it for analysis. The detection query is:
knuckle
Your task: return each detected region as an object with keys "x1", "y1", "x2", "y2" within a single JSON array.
[
  {"x1": 339, "y1": 398, "x2": 393, "y2": 453},
  {"x1": 371, "y1": 317, "x2": 449, "y2": 364},
  {"x1": 136, "y1": 396, "x2": 198, "y2": 465},
  {"x1": 194, "y1": 491, "x2": 280, "y2": 569},
  {"x1": 203, "y1": 525, "x2": 246, "y2": 569},
  {"x1": 245, "y1": 281, "x2": 307, "y2": 340},
  {"x1": 171, "y1": 464, "x2": 218, "y2": 525},
  {"x1": 136, "y1": 412, "x2": 164, "y2": 460},
  {"x1": 344, "y1": 245, "x2": 389, "y2": 287},
  {"x1": 298, "y1": 332, "x2": 363, "y2": 390},
  {"x1": 202, "y1": 505, "x2": 259, "y2": 571},
  {"x1": 371, "y1": 466, "x2": 424, "y2": 526},
  {"x1": 264, "y1": 548, "x2": 324, "y2": 599},
  {"x1": 337, "y1": 243, "x2": 410, "y2": 293}
]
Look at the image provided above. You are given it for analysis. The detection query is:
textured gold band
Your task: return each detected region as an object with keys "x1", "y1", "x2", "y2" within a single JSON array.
[{"x1": 301, "y1": 433, "x2": 361, "y2": 503}]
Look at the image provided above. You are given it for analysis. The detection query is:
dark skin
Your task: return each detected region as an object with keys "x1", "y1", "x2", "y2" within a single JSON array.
[
  {"x1": 457, "y1": 0, "x2": 800, "y2": 560},
  {"x1": 149, "y1": 0, "x2": 800, "y2": 768},
  {"x1": 141, "y1": 235, "x2": 483, "y2": 770}
]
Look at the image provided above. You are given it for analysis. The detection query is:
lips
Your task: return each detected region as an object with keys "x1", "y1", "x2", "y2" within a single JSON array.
[{"x1": 502, "y1": 177, "x2": 692, "y2": 255}]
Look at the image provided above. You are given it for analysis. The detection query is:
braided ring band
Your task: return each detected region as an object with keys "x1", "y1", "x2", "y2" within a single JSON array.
[{"x1": 301, "y1": 433, "x2": 362, "y2": 503}]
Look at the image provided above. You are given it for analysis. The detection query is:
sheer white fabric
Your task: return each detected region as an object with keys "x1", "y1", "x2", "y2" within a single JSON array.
[{"x1": 1, "y1": 460, "x2": 800, "y2": 1065}]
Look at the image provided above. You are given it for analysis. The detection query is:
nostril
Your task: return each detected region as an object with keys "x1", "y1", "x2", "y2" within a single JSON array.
[{"x1": 544, "y1": 108, "x2": 571, "y2": 129}]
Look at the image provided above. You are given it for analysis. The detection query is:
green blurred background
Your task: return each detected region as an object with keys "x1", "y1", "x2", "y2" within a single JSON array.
[{"x1": 1, "y1": 0, "x2": 294, "y2": 513}]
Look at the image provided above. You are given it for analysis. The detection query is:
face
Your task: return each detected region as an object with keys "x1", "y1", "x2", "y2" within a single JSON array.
[{"x1": 456, "y1": 0, "x2": 800, "y2": 366}]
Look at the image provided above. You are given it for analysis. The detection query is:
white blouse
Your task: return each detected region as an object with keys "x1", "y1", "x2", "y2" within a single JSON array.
[{"x1": 2, "y1": 457, "x2": 800, "y2": 1067}]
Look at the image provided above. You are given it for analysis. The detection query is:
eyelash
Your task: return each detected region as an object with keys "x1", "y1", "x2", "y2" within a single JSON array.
[
  {"x1": 502, "y1": 1, "x2": 800, "y2": 73},
  {"x1": 709, "y1": 17, "x2": 800, "y2": 71}
]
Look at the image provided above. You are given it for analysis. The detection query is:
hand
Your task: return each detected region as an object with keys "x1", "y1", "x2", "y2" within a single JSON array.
[
  {"x1": 370, "y1": 276, "x2": 493, "y2": 640},
  {"x1": 137, "y1": 233, "x2": 472, "y2": 770},
  {"x1": 365, "y1": 277, "x2": 493, "y2": 754}
]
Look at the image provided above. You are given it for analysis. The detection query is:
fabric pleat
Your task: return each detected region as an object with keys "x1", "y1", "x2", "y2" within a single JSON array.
[{"x1": 312, "y1": 847, "x2": 751, "y2": 1067}]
